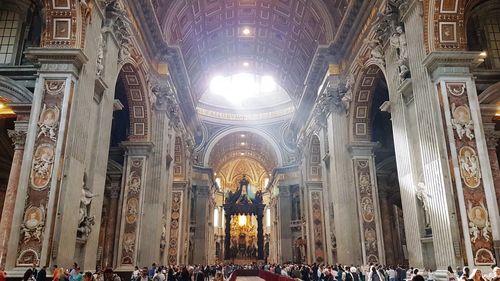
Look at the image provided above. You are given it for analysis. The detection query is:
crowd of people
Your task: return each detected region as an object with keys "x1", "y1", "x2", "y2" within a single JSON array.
[
  {"x1": 262, "y1": 264, "x2": 500, "y2": 281},
  {"x1": 3, "y1": 262, "x2": 499, "y2": 281}
]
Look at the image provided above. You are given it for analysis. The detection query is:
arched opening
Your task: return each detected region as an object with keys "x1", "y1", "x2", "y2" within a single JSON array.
[
  {"x1": 369, "y1": 77, "x2": 407, "y2": 266},
  {"x1": 97, "y1": 63, "x2": 150, "y2": 269}
]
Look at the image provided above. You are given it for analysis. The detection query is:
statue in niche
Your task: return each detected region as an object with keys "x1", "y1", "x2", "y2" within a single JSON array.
[
  {"x1": 364, "y1": 38, "x2": 385, "y2": 66},
  {"x1": 339, "y1": 75, "x2": 354, "y2": 114},
  {"x1": 78, "y1": 172, "x2": 97, "y2": 241},
  {"x1": 96, "y1": 33, "x2": 105, "y2": 77},
  {"x1": 415, "y1": 182, "x2": 432, "y2": 234},
  {"x1": 390, "y1": 25, "x2": 410, "y2": 82}
]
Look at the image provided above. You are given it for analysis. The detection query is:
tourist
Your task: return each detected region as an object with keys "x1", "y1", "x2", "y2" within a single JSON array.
[
  {"x1": 461, "y1": 267, "x2": 471, "y2": 281},
  {"x1": 70, "y1": 267, "x2": 83, "y2": 281},
  {"x1": 23, "y1": 267, "x2": 35, "y2": 281},
  {"x1": 149, "y1": 264, "x2": 157, "y2": 279},
  {"x1": 131, "y1": 266, "x2": 140, "y2": 281},
  {"x1": 448, "y1": 266, "x2": 457, "y2": 281},
  {"x1": 425, "y1": 269, "x2": 435, "y2": 281},
  {"x1": 0, "y1": 266, "x2": 6, "y2": 281},
  {"x1": 469, "y1": 269, "x2": 486, "y2": 281},
  {"x1": 193, "y1": 266, "x2": 204, "y2": 281},
  {"x1": 214, "y1": 272, "x2": 223, "y2": 281},
  {"x1": 83, "y1": 272, "x2": 94, "y2": 281},
  {"x1": 368, "y1": 266, "x2": 382, "y2": 281},
  {"x1": 179, "y1": 266, "x2": 190, "y2": 281},
  {"x1": 351, "y1": 267, "x2": 361, "y2": 281},
  {"x1": 413, "y1": 275, "x2": 425, "y2": 281},
  {"x1": 136, "y1": 267, "x2": 150, "y2": 281},
  {"x1": 153, "y1": 268, "x2": 165, "y2": 281},
  {"x1": 70, "y1": 263, "x2": 78, "y2": 280},
  {"x1": 396, "y1": 266, "x2": 405, "y2": 281},
  {"x1": 387, "y1": 267, "x2": 396, "y2": 281},
  {"x1": 103, "y1": 268, "x2": 121, "y2": 281},
  {"x1": 37, "y1": 266, "x2": 47, "y2": 281},
  {"x1": 487, "y1": 267, "x2": 500, "y2": 280}
]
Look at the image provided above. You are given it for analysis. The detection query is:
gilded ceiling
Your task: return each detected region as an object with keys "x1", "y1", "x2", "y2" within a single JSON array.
[
  {"x1": 208, "y1": 131, "x2": 278, "y2": 173},
  {"x1": 159, "y1": 0, "x2": 339, "y2": 104}
]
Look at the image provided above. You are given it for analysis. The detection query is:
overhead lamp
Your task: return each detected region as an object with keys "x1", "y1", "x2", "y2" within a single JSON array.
[
  {"x1": 479, "y1": 51, "x2": 487, "y2": 57},
  {"x1": 0, "y1": 102, "x2": 4, "y2": 109},
  {"x1": 241, "y1": 134, "x2": 246, "y2": 138},
  {"x1": 240, "y1": 152, "x2": 245, "y2": 156},
  {"x1": 243, "y1": 61, "x2": 249, "y2": 67},
  {"x1": 242, "y1": 28, "x2": 251, "y2": 35},
  {"x1": 241, "y1": 142, "x2": 246, "y2": 146}
]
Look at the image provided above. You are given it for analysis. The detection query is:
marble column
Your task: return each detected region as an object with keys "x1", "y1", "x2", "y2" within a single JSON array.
[
  {"x1": 399, "y1": 0, "x2": 462, "y2": 272},
  {"x1": 0, "y1": 108, "x2": 29, "y2": 267},
  {"x1": 326, "y1": 97, "x2": 363, "y2": 265},
  {"x1": 192, "y1": 185, "x2": 209, "y2": 264},
  {"x1": 102, "y1": 174, "x2": 121, "y2": 268},
  {"x1": 116, "y1": 142, "x2": 152, "y2": 271},
  {"x1": 378, "y1": 183, "x2": 396, "y2": 266},
  {"x1": 423, "y1": 51, "x2": 500, "y2": 269},
  {"x1": 305, "y1": 183, "x2": 328, "y2": 264},
  {"x1": 278, "y1": 186, "x2": 292, "y2": 263},
  {"x1": 482, "y1": 123, "x2": 500, "y2": 263},
  {"x1": 350, "y1": 142, "x2": 385, "y2": 265},
  {"x1": 483, "y1": 123, "x2": 500, "y2": 214},
  {"x1": 4, "y1": 50, "x2": 89, "y2": 272}
]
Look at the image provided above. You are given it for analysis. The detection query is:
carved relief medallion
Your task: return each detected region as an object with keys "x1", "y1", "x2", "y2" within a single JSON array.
[
  {"x1": 459, "y1": 146, "x2": 481, "y2": 188},
  {"x1": 31, "y1": 144, "x2": 55, "y2": 189},
  {"x1": 361, "y1": 197, "x2": 375, "y2": 222},
  {"x1": 451, "y1": 103, "x2": 474, "y2": 140},
  {"x1": 125, "y1": 198, "x2": 139, "y2": 224}
]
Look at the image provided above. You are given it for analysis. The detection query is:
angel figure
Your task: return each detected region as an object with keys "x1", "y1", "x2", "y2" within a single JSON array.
[{"x1": 469, "y1": 222, "x2": 479, "y2": 243}]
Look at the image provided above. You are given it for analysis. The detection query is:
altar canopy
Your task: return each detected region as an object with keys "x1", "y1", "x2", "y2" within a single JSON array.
[{"x1": 223, "y1": 176, "x2": 265, "y2": 261}]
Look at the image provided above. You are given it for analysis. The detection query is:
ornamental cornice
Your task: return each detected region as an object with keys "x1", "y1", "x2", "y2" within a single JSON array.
[
  {"x1": 24, "y1": 48, "x2": 89, "y2": 74},
  {"x1": 422, "y1": 51, "x2": 484, "y2": 79}
]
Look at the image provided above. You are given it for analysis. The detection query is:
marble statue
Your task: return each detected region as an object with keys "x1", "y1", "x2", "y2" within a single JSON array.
[
  {"x1": 78, "y1": 173, "x2": 97, "y2": 241},
  {"x1": 415, "y1": 182, "x2": 431, "y2": 228},
  {"x1": 390, "y1": 25, "x2": 410, "y2": 81},
  {"x1": 364, "y1": 38, "x2": 385, "y2": 66}
]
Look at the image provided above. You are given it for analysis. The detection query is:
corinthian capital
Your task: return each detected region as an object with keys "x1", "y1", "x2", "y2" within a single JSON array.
[{"x1": 7, "y1": 129, "x2": 27, "y2": 149}]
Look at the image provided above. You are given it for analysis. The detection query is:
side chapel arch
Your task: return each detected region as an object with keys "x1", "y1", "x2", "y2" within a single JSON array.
[
  {"x1": 350, "y1": 64, "x2": 386, "y2": 142},
  {"x1": 115, "y1": 63, "x2": 152, "y2": 142}
]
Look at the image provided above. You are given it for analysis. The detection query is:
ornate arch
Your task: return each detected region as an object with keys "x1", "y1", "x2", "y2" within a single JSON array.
[
  {"x1": 117, "y1": 63, "x2": 151, "y2": 141},
  {"x1": 0, "y1": 76, "x2": 33, "y2": 103},
  {"x1": 349, "y1": 64, "x2": 385, "y2": 142},
  {"x1": 203, "y1": 127, "x2": 283, "y2": 168}
]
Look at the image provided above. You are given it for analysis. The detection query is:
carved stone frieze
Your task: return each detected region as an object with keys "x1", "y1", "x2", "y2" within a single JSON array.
[{"x1": 104, "y1": 0, "x2": 133, "y2": 64}]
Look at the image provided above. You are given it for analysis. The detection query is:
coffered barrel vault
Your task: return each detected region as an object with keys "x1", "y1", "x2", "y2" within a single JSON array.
[{"x1": 160, "y1": 0, "x2": 337, "y2": 102}]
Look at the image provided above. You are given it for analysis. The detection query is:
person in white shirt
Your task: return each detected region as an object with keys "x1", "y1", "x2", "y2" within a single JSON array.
[{"x1": 388, "y1": 267, "x2": 397, "y2": 281}]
